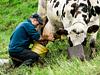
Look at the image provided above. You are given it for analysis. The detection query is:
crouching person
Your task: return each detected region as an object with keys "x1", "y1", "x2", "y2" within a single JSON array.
[{"x1": 8, "y1": 13, "x2": 44, "y2": 68}]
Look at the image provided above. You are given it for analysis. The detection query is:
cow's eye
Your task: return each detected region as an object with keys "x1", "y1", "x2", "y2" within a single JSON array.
[
  {"x1": 72, "y1": 29, "x2": 76, "y2": 33},
  {"x1": 81, "y1": 30, "x2": 84, "y2": 33}
]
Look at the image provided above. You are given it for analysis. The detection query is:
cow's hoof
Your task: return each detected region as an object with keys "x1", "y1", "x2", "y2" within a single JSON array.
[{"x1": 90, "y1": 48, "x2": 97, "y2": 59}]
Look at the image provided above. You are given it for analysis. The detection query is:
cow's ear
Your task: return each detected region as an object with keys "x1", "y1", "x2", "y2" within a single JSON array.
[
  {"x1": 87, "y1": 25, "x2": 99, "y2": 33},
  {"x1": 56, "y1": 29, "x2": 68, "y2": 35}
]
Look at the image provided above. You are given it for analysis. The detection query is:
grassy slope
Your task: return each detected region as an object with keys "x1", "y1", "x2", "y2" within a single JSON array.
[
  {"x1": 0, "y1": 0, "x2": 38, "y2": 58},
  {"x1": 0, "y1": 0, "x2": 100, "y2": 75}
]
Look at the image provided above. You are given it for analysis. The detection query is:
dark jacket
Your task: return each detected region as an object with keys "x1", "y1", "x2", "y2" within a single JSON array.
[{"x1": 9, "y1": 19, "x2": 40, "y2": 52}]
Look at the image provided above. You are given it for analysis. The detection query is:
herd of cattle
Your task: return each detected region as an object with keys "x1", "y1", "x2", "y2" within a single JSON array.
[{"x1": 37, "y1": 0, "x2": 100, "y2": 59}]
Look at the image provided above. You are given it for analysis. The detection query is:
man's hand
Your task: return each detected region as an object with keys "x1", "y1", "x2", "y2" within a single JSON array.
[
  {"x1": 39, "y1": 33, "x2": 54, "y2": 41},
  {"x1": 38, "y1": 33, "x2": 54, "y2": 46}
]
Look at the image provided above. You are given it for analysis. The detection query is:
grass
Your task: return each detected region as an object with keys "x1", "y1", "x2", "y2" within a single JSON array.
[{"x1": 0, "y1": 0, "x2": 100, "y2": 75}]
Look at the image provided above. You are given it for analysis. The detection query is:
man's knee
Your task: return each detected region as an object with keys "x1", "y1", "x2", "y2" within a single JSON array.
[{"x1": 31, "y1": 52, "x2": 40, "y2": 61}]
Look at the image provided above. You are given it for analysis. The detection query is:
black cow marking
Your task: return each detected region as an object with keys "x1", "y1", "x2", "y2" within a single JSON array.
[
  {"x1": 53, "y1": 0, "x2": 57, "y2": 3},
  {"x1": 66, "y1": 0, "x2": 71, "y2": 5},
  {"x1": 97, "y1": 0, "x2": 99, "y2": 4},
  {"x1": 61, "y1": 4, "x2": 66, "y2": 18},
  {"x1": 88, "y1": 7, "x2": 93, "y2": 21},
  {"x1": 56, "y1": 10, "x2": 59, "y2": 16},
  {"x1": 82, "y1": 38, "x2": 87, "y2": 46},
  {"x1": 82, "y1": 14, "x2": 87, "y2": 19},
  {"x1": 90, "y1": 39, "x2": 95, "y2": 48},
  {"x1": 75, "y1": 11, "x2": 81, "y2": 18},
  {"x1": 52, "y1": 0, "x2": 57, "y2": 7},
  {"x1": 68, "y1": 37, "x2": 73, "y2": 47},
  {"x1": 81, "y1": 4, "x2": 88, "y2": 13},
  {"x1": 70, "y1": 9, "x2": 75, "y2": 17},
  {"x1": 91, "y1": 6, "x2": 96, "y2": 16},
  {"x1": 80, "y1": 3, "x2": 87, "y2": 7},
  {"x1": 94, "y1": 6, "x2": 100, "y2": 15},
  {"x1": 82, "y1": 14, "x2": 90, "y2": 24},
  {"x1": 85, "y1": 6, "x2": 96, "y2": 24},
  {"x1": 54, "y1": 1, "x2": 59, "y2": 8},
  {"x1": 87, "y1": 0, "x2": 91, "y2": 7},
  {"x1": 70, "y1": 3, "x2": 78, "y2": 17},
  {"x1": 72, "y1": 29, "x2": 80, "y2": 34}
]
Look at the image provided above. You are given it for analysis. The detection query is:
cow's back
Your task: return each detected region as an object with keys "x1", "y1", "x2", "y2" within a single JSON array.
[{"x1": 47, "y1": 0, "x2": 67, "y2": 23}]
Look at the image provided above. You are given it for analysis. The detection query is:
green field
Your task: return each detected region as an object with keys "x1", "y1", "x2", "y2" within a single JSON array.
[{"x1": 0, "y1": 0, "x2": 100, "y2": 75}]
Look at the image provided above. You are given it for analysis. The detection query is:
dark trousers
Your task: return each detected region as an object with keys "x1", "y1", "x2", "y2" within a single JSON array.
[{"x1": 9, "y1": 49, "x2": 39, "y2": 67}]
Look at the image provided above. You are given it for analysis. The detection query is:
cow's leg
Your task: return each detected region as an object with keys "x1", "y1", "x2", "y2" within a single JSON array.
[
  {"x1": 87, "y1": 18, "x2": 99, "y2": 58},
  {"x1": 89, "y1": 32, "x2": 98, "y2": 58}
]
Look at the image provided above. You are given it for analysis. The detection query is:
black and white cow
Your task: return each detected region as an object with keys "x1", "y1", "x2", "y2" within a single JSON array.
[{"x1": 38, "y1": 0, "x2": 100, "y2": 58}]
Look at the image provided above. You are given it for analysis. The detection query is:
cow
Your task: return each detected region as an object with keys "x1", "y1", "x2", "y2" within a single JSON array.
[{"x1": 38, "y1": 0, "x2": 100, "y2": 58}]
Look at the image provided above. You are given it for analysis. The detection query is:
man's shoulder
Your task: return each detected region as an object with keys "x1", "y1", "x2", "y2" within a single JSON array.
[
  {"x1": 18, "y1": 21, "x2": 30, "y2": 28},
  {"x1": 19, "y1": 21, "x2": 35, "y2": 30},
  {"x1": 20, "y1": 21, "x2": 29, "y2": 26}
]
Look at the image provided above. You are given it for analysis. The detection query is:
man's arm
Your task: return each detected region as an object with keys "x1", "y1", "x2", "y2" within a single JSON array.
[{"x1": 23, "y1": 22, "x2": 40, "y2": 41}]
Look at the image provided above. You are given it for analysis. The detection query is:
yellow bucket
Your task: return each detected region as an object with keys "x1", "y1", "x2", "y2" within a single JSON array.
[{"x1": 32, "y1": 42, "x2": 48, "y2": 57}]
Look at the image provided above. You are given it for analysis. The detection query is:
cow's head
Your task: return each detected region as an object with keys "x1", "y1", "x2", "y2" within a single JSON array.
[
  {"x1": 57, "y1": 24, "x2": 99, "y2": 47},
  {"x1": 57, "y1": 22, "x2": 87, "y2": 46},
  {"x1": 67, "y1": 22, "x2": 87, "y2": 46}
]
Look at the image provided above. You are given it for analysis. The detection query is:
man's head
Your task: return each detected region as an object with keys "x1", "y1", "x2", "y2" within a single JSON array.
[{"x1": 30, "y1": 13, "x2": 43, "y2": 27}]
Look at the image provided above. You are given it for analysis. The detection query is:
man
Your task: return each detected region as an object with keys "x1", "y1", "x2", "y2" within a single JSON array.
[{"x1": 8, "y1": 13, "x2": 45, "y2": 67}]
